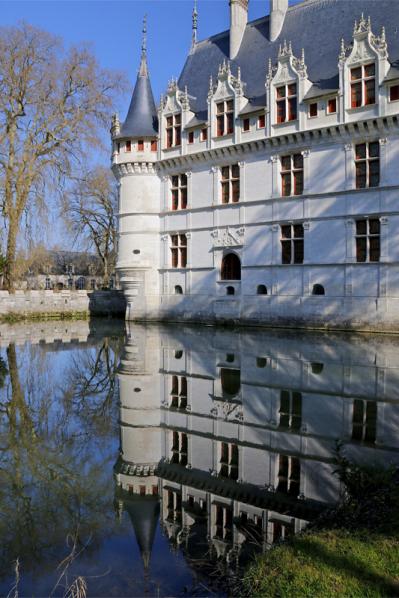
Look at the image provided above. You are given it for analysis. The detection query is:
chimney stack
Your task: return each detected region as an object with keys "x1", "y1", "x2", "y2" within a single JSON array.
[
  {"x1": 270, "y1": 0, "x2": 288, "y2": 41},
  {"x1": 229, "y1": 0, "x2": 248, "y2": 60}
]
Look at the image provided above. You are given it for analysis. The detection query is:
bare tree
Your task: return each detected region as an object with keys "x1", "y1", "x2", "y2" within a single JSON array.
[
  {"x1": 0, "y1": 23, "x2": 125, "y2": 290},
  {"x1": 64, "y1": 167, "x2": 117, "y2": 287}
]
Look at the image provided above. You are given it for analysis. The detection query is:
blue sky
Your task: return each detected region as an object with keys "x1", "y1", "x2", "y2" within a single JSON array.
[
  {"x1": 1, "y1": 0, "x2": 300, "y2": 248},
  {"x1": 1, "y1": 1, "x2": 300, "y2": 118}
]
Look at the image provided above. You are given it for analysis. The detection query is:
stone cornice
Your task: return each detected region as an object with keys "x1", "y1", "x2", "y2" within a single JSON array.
[{"x1": 157, "y1": 114, "x2": 399, "y2": 171}]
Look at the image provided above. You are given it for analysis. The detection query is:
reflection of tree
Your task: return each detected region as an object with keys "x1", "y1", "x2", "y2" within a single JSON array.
[
  {"x1": 62, "y1": 336, "x2": 123, "y2": 437},
  {"x1": 0, "y1": 336, "x2": 122, "y2": 584}
]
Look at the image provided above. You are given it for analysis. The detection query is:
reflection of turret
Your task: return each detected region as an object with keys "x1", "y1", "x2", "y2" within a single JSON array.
[{"x1": 114, "y1": 323, "x2": 161, "y2": 570}]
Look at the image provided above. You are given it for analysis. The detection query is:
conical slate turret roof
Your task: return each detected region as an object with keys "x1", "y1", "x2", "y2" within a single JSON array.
[
  {"x1": 125, "y1": 494, "x2": 160, "y2": 570},
  {"x1": 119, "y1": 17, "x2": 158, "y2": 138}
]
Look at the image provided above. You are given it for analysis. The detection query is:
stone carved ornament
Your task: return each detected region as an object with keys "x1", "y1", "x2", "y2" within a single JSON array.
[{"x1": 211, "y1": 226, "x2": 245, "y2": 248}]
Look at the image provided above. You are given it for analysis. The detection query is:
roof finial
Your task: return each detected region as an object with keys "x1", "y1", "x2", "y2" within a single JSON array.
[
  {"x1": 139, "y1": 14, "x2": 148, "y2": 77},
  {"x1": 192, "y1": 0, "x2": 198, "y2": 47}
]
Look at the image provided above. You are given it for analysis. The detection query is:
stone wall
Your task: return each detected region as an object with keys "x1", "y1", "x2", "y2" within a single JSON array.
[{"x1": 0, "y1": 290, "x2": 126, "y2": 319}]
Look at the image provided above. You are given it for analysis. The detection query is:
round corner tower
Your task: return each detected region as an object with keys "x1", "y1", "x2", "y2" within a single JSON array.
[{"x1": 111, "y1": 17, "x2": 160, "y2": 321}]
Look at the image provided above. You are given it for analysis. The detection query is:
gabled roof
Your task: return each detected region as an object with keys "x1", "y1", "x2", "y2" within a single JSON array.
[{"x1": 178, "y1": 0, "x2": 399, "y2": 113}]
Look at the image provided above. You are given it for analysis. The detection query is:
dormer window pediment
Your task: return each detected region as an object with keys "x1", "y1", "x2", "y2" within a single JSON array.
[{"x1": 340, "y1": 15, "x2": 390, "y2": 113}]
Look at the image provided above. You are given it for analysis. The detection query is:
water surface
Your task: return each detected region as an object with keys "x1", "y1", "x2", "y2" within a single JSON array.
[{"x1": 0, "y1": 319, "x2": 398, "y2": 596}]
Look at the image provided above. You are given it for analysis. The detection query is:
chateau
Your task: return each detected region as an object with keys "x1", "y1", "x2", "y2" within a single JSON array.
[{"x1": 111, "y1": 0, "x2": 399, "y2": 331}]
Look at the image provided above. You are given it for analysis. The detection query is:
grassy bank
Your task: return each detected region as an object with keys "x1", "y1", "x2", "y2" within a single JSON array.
[
  {"x1": 0, "y1": 311, "x2": 89, "y2": 323},
  {"x1": 242, "y1": 454, "x2": 399, "y2": 597}
]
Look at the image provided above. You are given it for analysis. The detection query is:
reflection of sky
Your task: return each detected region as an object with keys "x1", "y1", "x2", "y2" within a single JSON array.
[{"x1": 0, "y1": 325, "x2": 202, "y2": 597}]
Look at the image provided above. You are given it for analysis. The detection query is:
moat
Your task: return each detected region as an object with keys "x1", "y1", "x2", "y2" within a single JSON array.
[{"x1": 0, "y1": 319, "x2": 398, "y2": 597}]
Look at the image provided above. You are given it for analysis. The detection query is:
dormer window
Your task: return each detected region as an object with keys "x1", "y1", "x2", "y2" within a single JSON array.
[
  {"x1": 151, "y1": 139, "x2": 158, "y2": 151},
  {"x1": 201, "y1": 128, "x2": 208, "y2": 141},
  {"x1": 308, "y1": 103, "x2": 318, "y2": 118},
  {"x1": 138, "y1": 139, "x2": 144, "y2": 151},
  {"x1": 188, "y1": 131, "x2": 194, "y2": 144},
  {"x1": 166, "y1": 114, "x2": 181, "y2": 148},
  {"x1": 389, "y1": 84, "x2": 399, "y2": 102},
  {"x1": 350, "y1": 63, "x2": 375, "y2": 108},
  {"x1": 276, "y1": 84, "x2": 297, "y2": 123},
  {"x1": 216, "y1": 100, "x2": 234, "y2": 136},
  {"x1": 125, "y1": 140, "x2": 131, "y2": 152}
]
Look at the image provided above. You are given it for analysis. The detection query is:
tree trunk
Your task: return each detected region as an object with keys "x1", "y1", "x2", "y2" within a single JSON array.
[
  {"x1": 102, "y1": 259, "x2": 109, "y2": 289},
  {"x1": 4, "y1": 214, "x2": 18, "y2": 291}
]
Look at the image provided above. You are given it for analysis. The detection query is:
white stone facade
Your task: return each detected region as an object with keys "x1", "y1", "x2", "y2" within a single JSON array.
[{"x1": 113, "y1": 5, "x2": 399, "y2": 331}]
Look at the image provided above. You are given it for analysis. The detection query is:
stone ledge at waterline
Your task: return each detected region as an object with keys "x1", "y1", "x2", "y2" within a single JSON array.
[{"x1": 0, "y1": 289, "x2": 126, "y2": 320}]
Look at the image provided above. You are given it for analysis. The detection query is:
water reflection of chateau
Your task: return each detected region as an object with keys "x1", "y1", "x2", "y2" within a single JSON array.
[{"x1": 114, "y1": 324, "x2": 399, "y2": 570}]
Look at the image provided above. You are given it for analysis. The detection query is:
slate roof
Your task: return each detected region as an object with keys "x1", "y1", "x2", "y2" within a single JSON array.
[
  {"x1": 178, "y1": 0, "x2": 399, "y2": 113},
  {"x1": 119, "y1": 56, "x2": 158, "y2": 138}
]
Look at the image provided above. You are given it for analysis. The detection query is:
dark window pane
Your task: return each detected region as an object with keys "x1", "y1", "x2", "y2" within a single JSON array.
[
  {"x1": 288, "y1": 83, "x2": 297, "y2": 96},
  {"x1": 293, "y1": 239, "x2": 304, "y2": 264},
  {"x1": 355, "y1": 144, "x2": 366, "y2": 160},
  {"x1": 180, "y1": 248, "x2": 187, "y2": 267},
  {"x1": 227, "y1": 112, "x2": 234, "y2": 134},
  {"x1": 369, "y1": 219, "x2": 380, "y2": 234},
  {"x1": 365, "y1": 79, "x2": 375, "y2": 105},
  {"x1": 232, "y1": 180, "x2": 240, "y2": 202},
  {"x1": 226, "y1": 100, "x2": 234, "y2": 111},
  {"x1": 356, "y1": 162, "x2": 367, "y2": 189},
  {"x1": 294, "y1": 224, "x2": 304, "y2": 238},
  {"x1": 351, "y1": 67, "x2": 362, "y2": 80},
  {"x1": 293, "y1": 154, "x2": 303, "y2": 169},
  {"x1": 351, "y1": 82, "x2": 362, "y2": 108},
  {"x1": 364, "y1": 63, "x2": 375, "y2": 77},
  {"x1": 221, "y1": 166, "x2": 229, "y2": 180},
  {"x1": 281, "y1": 225, "x2": 292, "y2": 239},
  {"x1": 294, "y1": 171, "x2": 303, "y2": 195},
  {"x1": 288, "y1": 98, "x2": 297, "y2": 120},
  {"x1": 276, "y1": 86, "x2": 286, "y2": 99},
  {"x1": 281, "y1": 173, "x2": 291, "y2": 196},
  {"x1": 369, "y1": 237, "x2": 380, "y2": 262},
  {"x1": 232, "y1": 164, "x2": 240, "y2": 179},
  {"x1": 277, "y1": 100, "x2": 286, "y2": 123},
  {"x1": 369, "y1": 142, "x2": 380, "y2": 158},
  {"x1": 221, "y1": 181, "x2": 229, "y2": 203},
  {"x1": 356, "y1": 220, "x2": 367, "y2": 235},
  {"x1": 390, "y1": 85, "x2": 399, "y2": 101},
  {"x1": 356, "y1": 237, "x2": 367, "y2": 262},
  {"x1": 281, "y1": 241, "x2": 291, "y2": 264}
]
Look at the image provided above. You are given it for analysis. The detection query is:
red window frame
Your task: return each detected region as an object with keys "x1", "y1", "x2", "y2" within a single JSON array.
[
  {"x1": 276, "y1": 83, "x2": 297, "y2": 124},
  {"x1": 216, "y1": 100, "x2": 234, "y2": 137},
  {"x1": 350, "y1": 63, "x2": 375, "y2": 108}
]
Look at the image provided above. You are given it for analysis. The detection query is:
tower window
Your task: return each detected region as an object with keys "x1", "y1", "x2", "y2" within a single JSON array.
[
  {"x1": 151, "y1": 139, "x2": 158, "y2": 151},
  {"x1": 170, "y1": 234, "x2": 187, "y2": 268},
  {"x1": 201, "y1": 127, "x2": 208, "y2": 141},
  {"x1": 257, "y1": 284, "x2": 268, "y2": 295},
  {"x1": 137, "y1": 139, "x2": 144, "y2": 151},
  {"x1": 258, "y1": 113, "x2": 265, "y2": 128},
  {"x1": 221, "y1": 164, "x2": 240, "y2": 203},
  {"x1": 125, "y1": 140, "x2": 131, "y2": 152},
  {"x1": 350, "y1": 63, "x2": 375, "y2": 108},
  {"x1": 188, "y1": 131, "x2": 194, "y2": 144},
  {"x1": 281, "y1": 154, "x2": 303, "y2": 196},
  {"x1": 243, "y1": 118, "x2": 250, "y2": 132},
  {"x1": 390, "y1": 84, "x2": 399, "y2": 102},
  {"x1": 276, "y1": 83, "x2": 297, "y2": 123},
  {"x1": 327, "y1": 98, "x2": 337, "y2": 114},
  {"x1": 221, "y1": 368, "x2": 241, "y2": 397},
  {"x1": 281, "y1": 224, "x2": 304, "y2": 264},
  {"x1": 171, "y1": 174, "x2": 187, "y2": 210},
  {"x1": 355, "y1": 218, "x2": 380, "y2": 262},
  {"x1": 216, "y1": 99, "x2": 234, "y2": 136},
  {"x1": 166, "y1": 114, "x2": 181, "y2": 148},
  {"x1": 355, "y1": 142, "x2": 380, "y2": 188},
  {"x1": 308, "y1": 102, "x2": 318, "y2": 118}
]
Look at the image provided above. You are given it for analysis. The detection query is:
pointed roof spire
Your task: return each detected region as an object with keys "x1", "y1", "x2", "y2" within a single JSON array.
[
  {"x1": 125, "y1": 495, "x2": 160, "y2": 571},
  {"x1": 118, "y1": 15, "x2": 158, "y2": 138},
  {"x1": 192, "y1": 0, "x2": 198, "y2": 47},
  {"x1": 139, "y1": 14, "x2": 148, "y2": 77}
]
